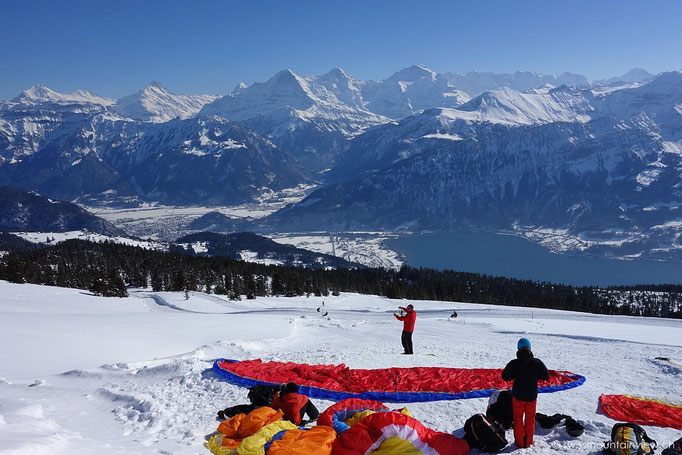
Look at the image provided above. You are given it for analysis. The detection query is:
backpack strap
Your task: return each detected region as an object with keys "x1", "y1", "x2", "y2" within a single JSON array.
[{"x1": 627, "y1": 422, "x2": 657, "y2": 447}]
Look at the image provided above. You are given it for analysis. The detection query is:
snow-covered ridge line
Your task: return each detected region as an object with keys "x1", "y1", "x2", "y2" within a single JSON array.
[
  {"x1": 13, "y1": 230, "x2": 164, "y2": 250},
  {"x1": 11, "y1": 84, "x2": 116, "y2": 106}
]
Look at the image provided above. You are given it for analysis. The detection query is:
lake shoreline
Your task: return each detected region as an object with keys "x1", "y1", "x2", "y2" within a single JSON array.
[{"x1": 384, "y1": 230, "x2": 682, "y2": 287}]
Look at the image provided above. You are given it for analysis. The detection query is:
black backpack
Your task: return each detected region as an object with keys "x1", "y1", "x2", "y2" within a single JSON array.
[
  {"x1": 486, "y1": 390, "x2": 514, "y2": 430},
  {"x1": 464, "y1": 413, "x2": 508, "y2": 453},
  {"x1": 536, "y1": 412, "x2": 585, "y2": 437},
  {"x1": 217, "y1": 384, "x2": 280, "y2": 420},
  {"x1": 662, "y1": 438, "x2": 682, "y2": 455},
  {"x1": 247, "y1": 384, "x2": 279, "y2": 406},
  {"x1": 565, "y1": 416, "x2": 585, "y2": 437},
  {"x1": 603, "y1": 423, "x2": 657, "y2": 455}
]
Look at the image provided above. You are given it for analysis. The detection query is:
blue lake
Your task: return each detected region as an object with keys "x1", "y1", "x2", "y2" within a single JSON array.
[{"x1": 384, "y1": 231, "x2": 682, "y2": 287}]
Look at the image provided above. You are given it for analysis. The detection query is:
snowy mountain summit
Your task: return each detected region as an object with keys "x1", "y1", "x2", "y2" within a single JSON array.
[
  {"x1": 112, "y1": 81, "x2": 218, "y2": 122},
  {"x1": 361, "y1": 64, "x2": 471, "y2": 118},
  {"x1": 11, "y1": 84, "x2": 115, "y2": 107}
]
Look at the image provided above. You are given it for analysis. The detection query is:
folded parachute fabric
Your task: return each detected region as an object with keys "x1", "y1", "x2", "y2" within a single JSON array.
[
  {"x1": 237, "y1": 421, "x2": 298, "y2": 455},
  {"x1": 331, "y1": 411, "x2": 469, "y2": 455},
  {"x1": 214, "y1": 358, "x2": 585, "y2": 402},
  {"x1": 208, "y1": 407, "x2": 286, "y2": 454},
  {"x1": 265, "y1": 426, "x2": 336, "y2": 455},
  {"x1": 318, "y1": 398, "x2": 389, "y2": 433},
  {"x1": 600, "y1": 394, "x2": 682, "y2": 430},
  {"x1": 207, "y1": 435, "x2": 233, "y2": 455}
]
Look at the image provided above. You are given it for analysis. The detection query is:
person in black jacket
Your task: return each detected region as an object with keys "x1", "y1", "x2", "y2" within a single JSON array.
[{"x1": 501, "y1": 338, "x2": 550, "y2": 448}]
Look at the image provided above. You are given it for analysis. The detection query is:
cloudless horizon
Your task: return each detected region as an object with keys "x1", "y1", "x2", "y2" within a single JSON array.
[{"x1": 1, "y1": 0, "x2": 681, "y2": 99}]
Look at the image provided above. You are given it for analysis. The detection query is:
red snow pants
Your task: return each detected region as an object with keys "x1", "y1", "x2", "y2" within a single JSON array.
[{"x1": 512, "y1": 397, "x2": 537, "y2": 448}]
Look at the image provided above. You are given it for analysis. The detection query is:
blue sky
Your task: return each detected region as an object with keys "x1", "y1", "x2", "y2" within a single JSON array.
[{"x1": 1, "y1": 0, "x2": 681, "y2": 99}]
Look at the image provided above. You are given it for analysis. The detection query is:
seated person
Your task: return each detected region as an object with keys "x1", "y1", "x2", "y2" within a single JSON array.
[
  {"x1": 217, "y1": 384, "x2": 279, "y2": 419},
  {"x1": 270, "y1": 382, "x2": 319, "y2": 425}
]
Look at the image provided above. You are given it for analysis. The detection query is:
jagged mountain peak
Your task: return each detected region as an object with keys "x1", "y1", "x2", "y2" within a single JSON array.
[
  {"x1": 138, "y1": 81, "x2": 175, "y2": 95},
  {"x1": 272, "y1": 68, "x2": 302, "y2": 83},
  {"x1": 314, "y1": 67, "x2": 365, "y2": 109},
  {"x1": 253, "y1": 69, "x2": 315, "y2": 101},
  {"x1": 201, "y1": 68, "x2": 317, "y2": 121},
  {"x1": 135, "y1": 81, "x2": 174, "y2": 95},
  {"x1": 112, "y1": 82, "x2": 217, "y2": 123},
  {"x1": 387, "y1": 64, "x2": 437, "y2": 82},
  {"x1": 232, "y1": 81, "x2": 249, "y2": 94},
  {"x1": 326, "y1": 67, "x2": 351, "y2": 78},
  {"x1": 317, "y1": 67, "x2": 360, "y2": 87},
  {"x1": 148, "y1": 80, "x2": 166, "y2": 89}
]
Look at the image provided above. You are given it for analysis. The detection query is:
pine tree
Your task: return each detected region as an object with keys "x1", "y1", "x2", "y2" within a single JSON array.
[{"x1": 230, "y1": 274, "x2": 242, "y2": 301}]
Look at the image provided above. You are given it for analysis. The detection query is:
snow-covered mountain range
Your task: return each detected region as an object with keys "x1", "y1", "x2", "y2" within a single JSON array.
[
  {"x1": 1, "y1": 66, "x2": 680, "y2": 259},
  {"x1": 269, "y1": 71, "x2": 682, "y2": 260},
  {"x1": 0, "y1": 81, "x2": 312, "y2": 205}
]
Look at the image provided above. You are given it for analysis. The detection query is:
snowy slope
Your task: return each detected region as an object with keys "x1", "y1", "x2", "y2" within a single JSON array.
[
  {"x1": 113, "y1": 81, "x2": 218, "y2": 122},
  {"x1": 0, "y1": 281, "x2": 680, "y2": 454},
  {"x1": 592, "y1": 70, "x2": 682, "y2": 122},
  {"x1": 0, "y1": 186, "x2": 126, "y2": 236},
  {"x1": 0, "y1": 113, "x2": 311, "y2": 205},
  {"x1": 453, "y1": 86, "x2": 594, "y2": 125}
]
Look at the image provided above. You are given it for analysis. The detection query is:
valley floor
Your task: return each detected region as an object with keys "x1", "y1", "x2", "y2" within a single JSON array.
[{"x1": 1, "y1": 282, "x2": 681, "y2": 454}]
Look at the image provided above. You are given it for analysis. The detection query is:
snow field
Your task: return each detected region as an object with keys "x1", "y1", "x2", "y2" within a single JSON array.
[
  {"x1": 14, "y1": 230, "x2": 164, "y2": 250},
  {"x1": 0, "y1": 281, "x2": 681, "y2": 454}
]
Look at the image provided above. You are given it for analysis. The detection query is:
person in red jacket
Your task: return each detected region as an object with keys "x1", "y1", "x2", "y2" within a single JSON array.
[
  {"x1": 394, "y1": 304, "x2": 416, "y2": 354},
  {"x1": 501, "y1": 338, "x2": 550, "y2": 448},
  {"x1": 270, "y1": 382, "x2": 320, "y2": 425}
]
